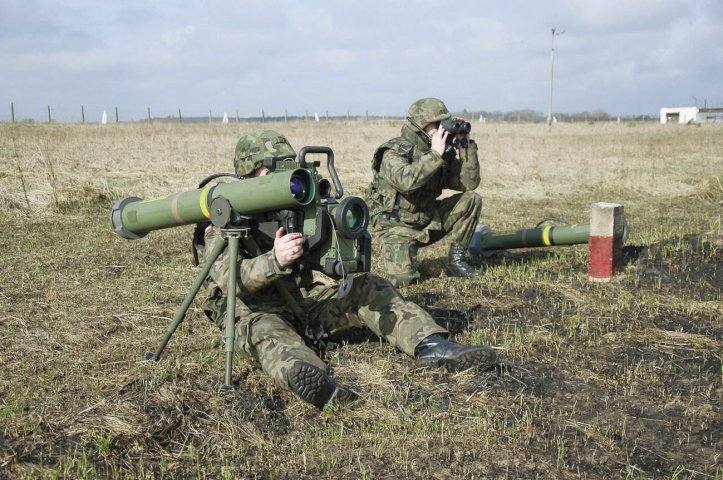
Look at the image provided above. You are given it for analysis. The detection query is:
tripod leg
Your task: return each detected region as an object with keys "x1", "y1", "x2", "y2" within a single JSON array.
[
  {"x1": 149, "y1": 237, "x2": 228, "y2": 361},
  {"x1": 223, "y1": 234, "x2": 240, "y2": 387}
]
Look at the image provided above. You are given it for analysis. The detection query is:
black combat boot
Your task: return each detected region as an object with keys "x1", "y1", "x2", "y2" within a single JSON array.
[
  {"x1": 415, "y1": 335, "x2": 497, "y2": 372},
  {"x1": 287, "y1": 362, "x2": 358, "y2": 409},
  {"x1": 446, "y1": 243, "x2": 481, "y2": 278}
]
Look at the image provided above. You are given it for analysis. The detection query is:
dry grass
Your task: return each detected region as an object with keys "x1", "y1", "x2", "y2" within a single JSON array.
[{"x1": 0, "y1": 120, "x2": 721, "y2": 479}]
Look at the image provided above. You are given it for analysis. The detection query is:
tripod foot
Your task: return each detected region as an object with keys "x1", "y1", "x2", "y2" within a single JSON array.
[
  {"x1": 219, "y1": 383, "x2": 234, "y2": 394},
  {"x1": 145, "y1": 352, "x2": 160, "y2": 361}
]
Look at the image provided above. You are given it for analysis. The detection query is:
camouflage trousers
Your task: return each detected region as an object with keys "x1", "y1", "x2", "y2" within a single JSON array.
[
  {"x1": 373, "y1": 191, "x2": 482, "y2": 287},
  {"x1": 231, "y1": 273, "x2": 447, "y2": 391}
]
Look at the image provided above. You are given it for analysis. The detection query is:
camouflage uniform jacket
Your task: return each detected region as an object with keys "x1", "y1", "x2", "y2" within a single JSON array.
[
  {"x1": 365, "y1": 123, "x2": 480, "y2": 228},
  {"x1": 201, "y1": 228, "x2": 336, "y2": 330}
]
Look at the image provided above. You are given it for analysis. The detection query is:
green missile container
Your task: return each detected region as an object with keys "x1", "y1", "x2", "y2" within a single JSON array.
[
  {"x1": 468, "y1": 223, "x2": 590, "y2": 255},
  {"x1": 112, "y1": 168, "x2": 315, "y2": 240}
]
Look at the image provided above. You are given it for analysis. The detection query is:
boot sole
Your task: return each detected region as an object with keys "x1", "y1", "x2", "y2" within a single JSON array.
[
  {"x1": 287, "y1": 363, "x2": 357, "y2": 409},
  {"x1": 416, "y1": 346, "x2": 497, "y2": 372}
]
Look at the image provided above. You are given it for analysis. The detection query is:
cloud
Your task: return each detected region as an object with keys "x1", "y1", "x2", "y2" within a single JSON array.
[
  {"x1": 2, "y1": 0, "x2": 722, "y2": 119},
  {"x1": 1, "y1": 47, "x2": 113, "y2": 72},
  {"x1": 566, "y1": 0, "x2": 690, "y2": 32},
  {"x1": 161, "y1": 26, "x2": 197, "y2": 47}
]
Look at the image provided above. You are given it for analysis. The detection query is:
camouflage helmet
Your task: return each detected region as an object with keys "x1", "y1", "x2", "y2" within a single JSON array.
[
  {"x1": 407, "y1": 98, "x2": 451, "y2": 129},
  {"x1": 233, "y1": 130, "x2": 296, "y2": 176}
]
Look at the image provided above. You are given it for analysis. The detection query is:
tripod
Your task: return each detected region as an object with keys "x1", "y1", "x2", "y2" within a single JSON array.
[
  {"x1": 147, "y1": 223, "x2": 308, "y2": 389},
  {"x1": 147, "y1": 226, "x2": 245, "y2": 388}
]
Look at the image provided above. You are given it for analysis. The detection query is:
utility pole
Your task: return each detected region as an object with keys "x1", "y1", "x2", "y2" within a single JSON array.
[{"x1": 547, "y1": 27, "x2": 565, "y2": 129}]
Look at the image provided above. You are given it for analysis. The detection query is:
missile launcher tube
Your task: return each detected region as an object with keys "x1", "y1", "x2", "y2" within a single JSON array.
[
  {"x1": 111, "y1": 169, "x2": 315, "y2": 239},
  {"x1": 469, "y1": 224, "x2": 590, "y2": 255}
]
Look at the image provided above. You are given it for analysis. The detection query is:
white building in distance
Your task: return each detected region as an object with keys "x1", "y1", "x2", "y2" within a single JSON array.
[{"x1": 660, "y1": 106, "x2": 723, "y2": 124}]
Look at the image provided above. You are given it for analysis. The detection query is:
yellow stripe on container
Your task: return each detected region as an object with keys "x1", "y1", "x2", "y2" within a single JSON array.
[
  {"x1": 199, "y1": 186, "x2": 211, "y2": 219},
  {"x1": 542, "y1": 226, "x2": 553, "y2": 246}
]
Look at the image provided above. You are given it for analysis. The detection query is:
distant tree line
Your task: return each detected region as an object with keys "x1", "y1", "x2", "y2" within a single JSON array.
[{"x1": 455, "y1": 108, "x2": 653, "y2": 123}]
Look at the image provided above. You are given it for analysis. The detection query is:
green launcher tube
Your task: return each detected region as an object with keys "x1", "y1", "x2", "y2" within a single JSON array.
[
  {"x1": 111, "y1": 169, "x2": 315, "y2": 240},
  {"x1": 469, "y1": 224, "x2": 589, "y2": 255}
]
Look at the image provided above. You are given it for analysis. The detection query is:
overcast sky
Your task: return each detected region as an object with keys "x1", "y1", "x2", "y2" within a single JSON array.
[{"x1": 2, "y1": 0, "x2": 721, "y2": 121}]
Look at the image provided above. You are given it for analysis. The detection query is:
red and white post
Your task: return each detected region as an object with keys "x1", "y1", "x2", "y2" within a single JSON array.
[{"x1": 588, "y1": 202, "x2": 624, "y2": 281}]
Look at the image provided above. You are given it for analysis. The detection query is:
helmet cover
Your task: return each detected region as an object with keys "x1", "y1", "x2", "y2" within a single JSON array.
[
  {"x1": 233, "y1": 130, "x2": 296, "y2": 176},
  {"x1": 406, "y1": 98, "x2": 451, "y2": 129}
]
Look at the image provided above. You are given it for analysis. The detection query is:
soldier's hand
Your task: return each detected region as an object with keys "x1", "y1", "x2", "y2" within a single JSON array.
[
  {"x1": 430, "y1": 125, "x2": 448, "y2": 156},
  {"x1": 274, "y1": 227, "x2": 304, "y2": 268}
]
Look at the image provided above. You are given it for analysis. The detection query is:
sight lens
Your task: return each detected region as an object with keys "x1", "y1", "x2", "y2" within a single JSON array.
[
  {"x1": 333, "y1": 197, "x2": 369, "y2": 239},
  {"x1": 345, "y1": 206, "x2": 363, "y2": 231},
  {"x1": 318, "y1": 179, "x2": 331, "y2": 199},
  {"x1": 289, "y1": 175, "x2": 306, "y2": 200}
]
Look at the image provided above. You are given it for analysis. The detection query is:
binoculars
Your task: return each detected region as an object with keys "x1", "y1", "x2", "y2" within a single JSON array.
[{"x1": 441, "y1": 118, "x2": 471, "y2": 135}]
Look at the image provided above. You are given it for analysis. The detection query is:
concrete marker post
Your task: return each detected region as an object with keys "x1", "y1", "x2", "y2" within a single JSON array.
[{"x1": 589, "y1": 202, "x2": 624, "y2": 281}]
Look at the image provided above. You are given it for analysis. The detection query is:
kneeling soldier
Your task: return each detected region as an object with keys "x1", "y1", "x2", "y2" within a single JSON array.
[{"x1": 365, "y1": 98, "x2": 484, "y2": 287}]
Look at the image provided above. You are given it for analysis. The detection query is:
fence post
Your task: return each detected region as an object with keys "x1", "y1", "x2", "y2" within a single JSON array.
[
  {"x1": 261, "y1": 109, "x2": 265, "y2": 123},
  {"x1": 47, "y1": 105, "x2": 52, "y2": 123},
  {"x1": 209, "y1": 110, "x2": 212, "y2": 124},
  {"x1": 305, "y1": 109, "x2": 309, "y2": 121},
  {"x1": 588, "y1": 202, "x2": 624, "y2": 281},
  {"x1": 115, "y1": 107, "x2": 119, "y2": 123},
  {"x1": 147, "y1": 107, "x2": 152, "y2": 124},
  {"x1": 284, "y1": 109, "x2": 288, "y2": 123},
  {"x1": 11, "y1": 102, "x2": 15, "y2": 123},
  {"x1": 366, "y1": 110, "x2": 369, "y2": 121},
  {"x1": 178, "y1": 108, "x2": 182, "y2": 123},
  {"x1": 236, "y1": 109, "x2": 239, "y2": 123},
  {"x1": 326, "y1": 110, "x2": 329, "y2": 122},
  {"x1": 81, "y1": 105, "x2": 85, "y2": 124}
]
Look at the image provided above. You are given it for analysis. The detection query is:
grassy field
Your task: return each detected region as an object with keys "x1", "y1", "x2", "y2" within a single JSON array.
[{"x1": 0, "y1": 120, "x2": 720, "y2": 479}]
